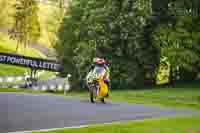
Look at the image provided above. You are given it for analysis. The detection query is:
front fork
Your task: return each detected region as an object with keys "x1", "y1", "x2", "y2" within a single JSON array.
[
  {"x1": 96, "y1": 84, "x2": 100, "y2": 96},
  {"x1": 89, "y1": 82, "x2": 99, "y2": 97}
]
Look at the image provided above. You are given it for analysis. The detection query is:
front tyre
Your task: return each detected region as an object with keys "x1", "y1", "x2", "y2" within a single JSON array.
[{"x1": 90, "y1": 90, "x2": 95, "y2": 103}]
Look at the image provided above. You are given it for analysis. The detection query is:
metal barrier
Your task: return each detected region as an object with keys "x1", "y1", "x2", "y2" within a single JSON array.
[{"x1": 0, "y1": 74, "x2": 71, "y2": 93}]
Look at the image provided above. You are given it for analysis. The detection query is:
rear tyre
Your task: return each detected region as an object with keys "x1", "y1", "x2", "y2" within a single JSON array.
[{"x1": 101, "y1": 98, "x2": 105, "y2": 104}]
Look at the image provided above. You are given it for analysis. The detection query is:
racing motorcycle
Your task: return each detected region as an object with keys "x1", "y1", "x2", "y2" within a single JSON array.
[{"x1": 86, "y1": 66, "x2": 109, "y2": 103}]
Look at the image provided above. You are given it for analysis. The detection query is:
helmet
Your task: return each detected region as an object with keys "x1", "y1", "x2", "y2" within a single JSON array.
[{"x1": 94, "y1": 57, "x2": 105, "y2": 65}]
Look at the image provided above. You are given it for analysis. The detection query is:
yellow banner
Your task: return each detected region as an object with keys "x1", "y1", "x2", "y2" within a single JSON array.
[{"x1": 156, "y1": 58, "x2": 170, "y2": 85}]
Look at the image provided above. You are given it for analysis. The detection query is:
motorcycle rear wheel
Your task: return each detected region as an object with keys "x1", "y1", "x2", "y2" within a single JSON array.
[{"x1": 100, "y1": 98, "x2": 105, "y2": 103}]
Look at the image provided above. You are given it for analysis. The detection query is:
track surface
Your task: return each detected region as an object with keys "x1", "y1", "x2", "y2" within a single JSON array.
[{"x1": 0, "y1": 93, "x2": 199, "y2": 133}]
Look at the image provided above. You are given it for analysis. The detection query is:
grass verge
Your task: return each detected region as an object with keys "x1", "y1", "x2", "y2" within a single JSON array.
[
  {"x1": 0, "y1": 88, "x2": 45, "y2": 93},
  {"x1": 32, "y1": 116, "x2": 200, "y2": 133},
  {"x1": 68, "y1": 87, "x2": 200, "y2": 110},
  {"x1": 0, "y1": 64, "x2": 29, "y2": 76},
  {"x1": 0, "y1": 32, "x2": 46, "y2": 58}
]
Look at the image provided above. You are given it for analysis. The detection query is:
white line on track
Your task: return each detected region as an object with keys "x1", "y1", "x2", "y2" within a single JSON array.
[
  {"x1": 7, "y1": 115, "x2": 187, "y2": 133},
  {"x1": 8, "y1": 122, "x2": 118, "y2": 133},
  {"x1": 8, "y1": 125, "x2": 88, "y2": 133}
]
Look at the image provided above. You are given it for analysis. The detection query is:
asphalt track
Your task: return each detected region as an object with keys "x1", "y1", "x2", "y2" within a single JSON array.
[{"x1": 0, "y1": 93, "x2": 199, "y2": 133}]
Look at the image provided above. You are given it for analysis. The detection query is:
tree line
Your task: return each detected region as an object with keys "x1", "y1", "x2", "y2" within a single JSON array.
[
  {"x1": 6, "y1": 0, "x2": 64, "y2": 52},
  {"x1": 56, "y1": 0, "x2": 200, "y2": 89}
]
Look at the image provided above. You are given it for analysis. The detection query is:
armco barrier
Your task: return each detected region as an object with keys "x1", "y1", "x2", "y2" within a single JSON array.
[{"x1": 0, "y1": 76, "x2": 71, "y2": 92}]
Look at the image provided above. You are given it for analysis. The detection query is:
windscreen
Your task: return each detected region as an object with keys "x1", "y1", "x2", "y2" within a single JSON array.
[{"x1": 94, "y1": 67, "x2": 106, "y2": 78}]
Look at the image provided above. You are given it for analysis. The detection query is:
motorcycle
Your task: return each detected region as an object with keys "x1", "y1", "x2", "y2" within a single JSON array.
[{"x1": 86, "y1": 67, "x2": 109, "y2": 103}]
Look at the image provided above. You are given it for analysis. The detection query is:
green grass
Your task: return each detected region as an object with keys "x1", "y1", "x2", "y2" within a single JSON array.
[
  {"x1": 0, "y1": 88, "x2": 47, "y2": 93},
  {"x1": 62, "y1": 83, "x2": 200, "y2": 110},
  {"x1": 0, "y1": 88, "x2": 64, "y2": 96},
  {"x1": 38, "y1": 71, "x2": 56, "y2": 81},
  {"x1": 0, "y1": 70, "x2": 56, "y2": 85},
  {"x1": 0, "y1": 33, "x2": 46, "y2": 58},
  {"x1": 68, "y1": 87, "x2": 200, "y2": 110},
  {"x1": 111, "y1": 87, "x2": 200, "y2": 109},
  {"x1": 33, "y1": 116, "x2": 200, "y2": 133},
  {"x1": 0, "y1": 64, "x2": 29, "y2": 76}
]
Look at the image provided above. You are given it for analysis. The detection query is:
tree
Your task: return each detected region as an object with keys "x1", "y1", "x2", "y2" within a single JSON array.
[
  {"x1": 0, "y1": 0, "x2": 11, "y2": 27},
  {"x1": 9, "y1": 0, "x2": 40, "y2": 52},
  {"x1": 56, "y1": 0, "x2": 200, "y2": 88},
  {"x1": 152, "y1": 0, "x2": 200, "y2": 82},
  {"x1": 46, "y1": 0, "x2": 67, "y2": 48},
  {"x1": 56, "y1": 0, "x2": 159, "y2": 89},
  {"x1": 152, "y1": 0, "x2": 168, "y2": 18}
]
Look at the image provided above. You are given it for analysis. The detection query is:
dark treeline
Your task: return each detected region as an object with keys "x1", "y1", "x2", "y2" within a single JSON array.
[{"x1": 55, "y1": 0, "x2": 200, "y2": 89}]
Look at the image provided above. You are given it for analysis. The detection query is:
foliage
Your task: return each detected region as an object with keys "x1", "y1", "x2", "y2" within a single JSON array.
[
  {"x1": 9, "y1": 0, "x2": 41, "y2": 52},
  {"x1": 0, "y1": 0, "x2": 13, "y2": 27},
  {"x1": 56, "y1": 0, "x2": 160, "y2": 89},
  {"x1": 43, "y1": 0, "x2": 66, "y2": 47},
  {"x1": 152, "y1": 0, "x2": 200, "y2": 81}
]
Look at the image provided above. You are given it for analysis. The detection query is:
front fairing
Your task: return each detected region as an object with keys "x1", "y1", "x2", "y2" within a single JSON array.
[
  {"x1": 86, "y1": 66, "x2": 106, "y2": 84},
  {"x1": 93, "y1": 67, "x2": 106, "y2": 80},
  {"x1": 87, "y1": 67, "x2": 109, "y2": 99}
]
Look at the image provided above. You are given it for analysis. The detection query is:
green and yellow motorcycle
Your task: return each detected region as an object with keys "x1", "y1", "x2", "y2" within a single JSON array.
[{"x1": 86, "y1": 67, "x2": 109, "y2": 103}]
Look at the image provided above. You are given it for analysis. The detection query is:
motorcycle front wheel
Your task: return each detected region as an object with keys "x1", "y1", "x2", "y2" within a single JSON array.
[{"x1": 90, "y1": 90, "x2": 95, "y2": 103}]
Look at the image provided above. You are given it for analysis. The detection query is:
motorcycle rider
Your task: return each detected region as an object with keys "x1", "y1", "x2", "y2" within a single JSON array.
[{"x1": 86, "y1": 57, "x2": 111, "y2": 97}]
